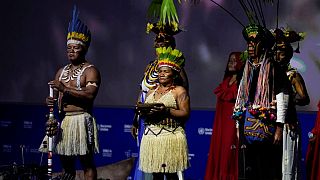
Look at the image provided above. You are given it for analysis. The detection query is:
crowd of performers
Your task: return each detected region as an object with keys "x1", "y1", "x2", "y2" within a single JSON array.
[
  {"x1": 205, "y1": 25, "x2": 313, "y2": 180},
  {"x1": 203, "y1": 0, "x2": 320, "y2": 180},
  {"x1": 38, "y1": 1, "x2": 320, "y2": 180}
]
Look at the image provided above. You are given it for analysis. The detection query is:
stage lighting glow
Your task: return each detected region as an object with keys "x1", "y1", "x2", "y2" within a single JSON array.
[{"x1": 291, "y1": 56, "x2": 307, "y2": 73}]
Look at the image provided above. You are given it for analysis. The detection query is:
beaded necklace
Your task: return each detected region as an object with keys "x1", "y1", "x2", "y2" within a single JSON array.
[
  {"x1": 153, "y1": 85, "x2": 174, "y2": 101},
  {"x1": 60, "y1": 63, "x2": 85, "y2": 83}
]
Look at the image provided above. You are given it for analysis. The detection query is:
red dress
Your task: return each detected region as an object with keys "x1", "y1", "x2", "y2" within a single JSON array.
[
  {"x1": 306, "y1": 101, "x2": 320, "y2": 180},
  {"x1": 205, "y1": 77, "x2": 238, "y2": 180}
]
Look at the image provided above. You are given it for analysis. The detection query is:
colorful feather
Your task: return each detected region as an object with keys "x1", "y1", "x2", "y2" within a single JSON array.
[{"x1": 67, "y1": 5, "x2": 91, "y2": 47}]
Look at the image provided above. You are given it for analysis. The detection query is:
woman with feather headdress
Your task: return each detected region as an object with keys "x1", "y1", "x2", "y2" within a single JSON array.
[{"x1": 130, "y1": 1, "x2": 191, "y2": 179}]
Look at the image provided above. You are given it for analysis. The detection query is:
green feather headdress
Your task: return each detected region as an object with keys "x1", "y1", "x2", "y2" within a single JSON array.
[
  {"x1": 239, "y1": 0, "x2": 276, "y2": 46},
  {"x1": 156, "y1": 46, "x2": 185, "y2": 72},
  {"x1": 239, "y1": 0, "x2": 274, "y2": 27},
  {"x1": 147, "y1": 0, "x2": 190, "y2": 26},
  {"x1": 146, "y1": 0, "x2": 190, "y2": 37}
]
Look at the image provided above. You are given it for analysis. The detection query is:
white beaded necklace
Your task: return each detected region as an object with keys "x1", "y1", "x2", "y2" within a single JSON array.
[{"x1": 60, "y1": 63, "x2": 85, "y2": 83}]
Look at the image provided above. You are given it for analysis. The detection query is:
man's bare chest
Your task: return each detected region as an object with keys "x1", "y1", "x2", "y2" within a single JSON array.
[{"x1": 59, "y1": 63, "x2": 89, "y2": 89}]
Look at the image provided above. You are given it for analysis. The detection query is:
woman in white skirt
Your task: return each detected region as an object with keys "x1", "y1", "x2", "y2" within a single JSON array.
[{"x1": 137, "y1": 46, "x2": 190, "y2": 180}]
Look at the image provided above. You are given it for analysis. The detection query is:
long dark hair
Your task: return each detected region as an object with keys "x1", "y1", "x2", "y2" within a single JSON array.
[
  {"x1": 223, "y1": 52, "x2": 245, "y2": 86},
  {"x1": 172, "y1": 69, "x2": 183, "y2": 86}
]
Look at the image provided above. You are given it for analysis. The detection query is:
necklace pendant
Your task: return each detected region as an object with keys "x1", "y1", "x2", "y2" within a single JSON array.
[{"x1": 65, "y1": 78, "x2": 70, "y2": 83}]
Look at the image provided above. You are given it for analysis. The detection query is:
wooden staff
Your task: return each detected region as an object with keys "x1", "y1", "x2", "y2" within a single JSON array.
[{"x1": 46, "y1": 85, "x2": 58, "y2": 180}]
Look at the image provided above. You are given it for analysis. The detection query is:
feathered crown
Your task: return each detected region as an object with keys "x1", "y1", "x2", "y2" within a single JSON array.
[
  {"x1": 239, "y1": 0, "x2": 276, "y2": 47},
  {"x1": 156, "y1": 46, "x2": 185, "y2": 72},
  {"x1": 208, "y1": 0, "x2": 276, "y2": 47},
  {"x1": 272, "y1": 28, "x2": 305, "y2": 44},
  {"x1": 67, "y1": 5, "x2": 91, "y2": 47},
  {"x1": 272, "y1": 28, "x2": 305, "y2": 53},
  {"x1": 146, "y1": 0, "x2": 186, "y2": 46},
  {"x1": 147, "y1": 0, "x2": 182, "y2": 29},
  {"x1": 147, "y1": 22, "x2": 181, "y2": 48}
]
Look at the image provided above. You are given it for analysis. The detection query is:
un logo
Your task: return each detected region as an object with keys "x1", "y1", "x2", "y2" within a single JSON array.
[{"x1": 198, "y1": 128, "x2": 205, "y2": 135}]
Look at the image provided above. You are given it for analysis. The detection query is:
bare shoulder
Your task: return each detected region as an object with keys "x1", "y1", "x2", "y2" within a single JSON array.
[
  {"x1": 82, "y1": 63, "x2": 101, "y2": 83},
  {"x1": 172, "y1": 86, "x2": 189, "y2": 100},
  {"x1": 173, "y1": 86, "x2": 187, "y2": 95},
  {"x1": 56, "y1": 67, "x2": 64, "y2": 74},
  {"x1": 54, "y1": 67, "x2": 64, "y2": 80},
  {"x1": 173, "y1": 86, "x2": 189, "y2": 104},
  {"x1": 295, "y1": 72, "x2": 304, "y2": 79},
  {"x1": 292, "y1": 72, "x2": 304, "y2": 84},
  {"x1": 84, "y1": 63, "x2": 100, "y2": 74}
]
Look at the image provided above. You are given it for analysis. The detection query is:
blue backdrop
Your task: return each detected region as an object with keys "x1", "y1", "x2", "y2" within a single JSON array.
[{"x1": 0, "y1": 103, "x2": 317, "y2": 179}]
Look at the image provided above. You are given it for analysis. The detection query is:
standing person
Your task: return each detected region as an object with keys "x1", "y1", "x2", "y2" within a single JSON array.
[
  {"x1": 137, "y1": 46, "x2": 190, "y2": 180},
  {"x1": 306, "y1": 100, "x2": 320, "y2": 180},
  {"x1": 131, "y1": 1, "x2": 192, "y2": 178},
  {"x1": 232, "y1": 24, "x2": 289, "y2": 180},
  {"x1": 45, "y1": 6, "x2": 100, "y2": 180},
  {"x1": 204, "y1": 52, "x2": 244, "y2": 180},
  {"x1": 131, "y1": 19, "x2": 188, "y2": 180},
  {"x1": 273, "y1": 28, "x2": 309, "y2": 180}
]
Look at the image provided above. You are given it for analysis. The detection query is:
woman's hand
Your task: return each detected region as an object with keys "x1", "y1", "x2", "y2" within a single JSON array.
[
  {"x1": 131, "y1": 126, "x2": 138, "y2": 139},
  {"x1": 136, "y1": 103, "x2": 166, "y2": 118},
  {"x1": 148, "y1": 104, "x2": 167, "y2": 115},
  {"x1": 273, "y1": 125, "x2": 283, "y2": 145}
]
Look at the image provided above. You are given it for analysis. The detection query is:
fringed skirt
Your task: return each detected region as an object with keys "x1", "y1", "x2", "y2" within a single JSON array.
[
  {"x1": 55, "y1": 112, "x2": 99, "y2": 156},
  {"x1": 139, "y1": 125, "x2": 189, "y2": 173}
]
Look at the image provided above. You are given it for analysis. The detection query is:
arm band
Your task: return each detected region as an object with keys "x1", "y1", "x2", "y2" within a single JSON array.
[
  {"x1": 276, "y1": 92, "x2": 289, "y2": 124},
  {"x1": 86, "y1": 82, "x2": 99, "y2": 87}
]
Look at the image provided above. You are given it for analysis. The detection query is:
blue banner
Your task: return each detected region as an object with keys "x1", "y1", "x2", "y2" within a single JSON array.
[{"x1": 0, "y1": 103, "x2": 317, "y2": 179}]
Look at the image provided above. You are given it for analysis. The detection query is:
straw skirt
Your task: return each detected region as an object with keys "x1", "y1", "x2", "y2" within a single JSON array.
[
  {"x1": 55, "y1": 112, "x2": 99, "y2": 156},
  {"x1": 139, "y1": 125, "x2": 189, "y2": 173}
]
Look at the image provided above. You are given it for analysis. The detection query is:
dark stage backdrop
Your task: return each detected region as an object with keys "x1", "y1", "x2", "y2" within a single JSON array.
[{"x1": 0, "y1": 0, "x2": 319, "y2": 110}]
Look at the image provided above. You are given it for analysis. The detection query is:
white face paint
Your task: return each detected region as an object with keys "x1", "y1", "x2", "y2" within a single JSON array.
[{"x1": 66, "y1": 43, "x2": 85, "y2": 62}]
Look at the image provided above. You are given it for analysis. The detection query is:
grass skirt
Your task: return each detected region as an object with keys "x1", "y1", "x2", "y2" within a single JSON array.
[
  {"x1": 55, "y1": 112, "x2": 99, "y2": 155},
  {"x1": 139, "y1": 125, "x2": 189, "y2": 173}
]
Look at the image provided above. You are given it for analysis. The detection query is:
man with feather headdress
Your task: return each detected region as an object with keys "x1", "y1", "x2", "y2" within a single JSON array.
[
  {"x1": 44, "y1": 6, "x2": 100, "y2": 180},
  {"x1": 231, "y1": 0, "x2": 291, "y2": 179}
]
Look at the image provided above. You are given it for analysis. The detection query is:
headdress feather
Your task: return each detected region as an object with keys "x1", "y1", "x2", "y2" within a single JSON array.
[
  {"x1": 156, "y1": 46, "x2": 185, "y2": 72},
  {"x1": 67, "y1": 5, "x2": 91, "y2": 47}
]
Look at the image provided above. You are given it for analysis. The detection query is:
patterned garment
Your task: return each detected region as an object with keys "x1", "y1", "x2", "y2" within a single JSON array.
[
  {"x1": 55, "y1": 112, "x2": 99, "y2": 156},
  {"x1": 139, "y1": 89, "x2": 189, "y2": 173},
  {"x1": 243, "y1": 110, "x2": 276, "y2": 144}
]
